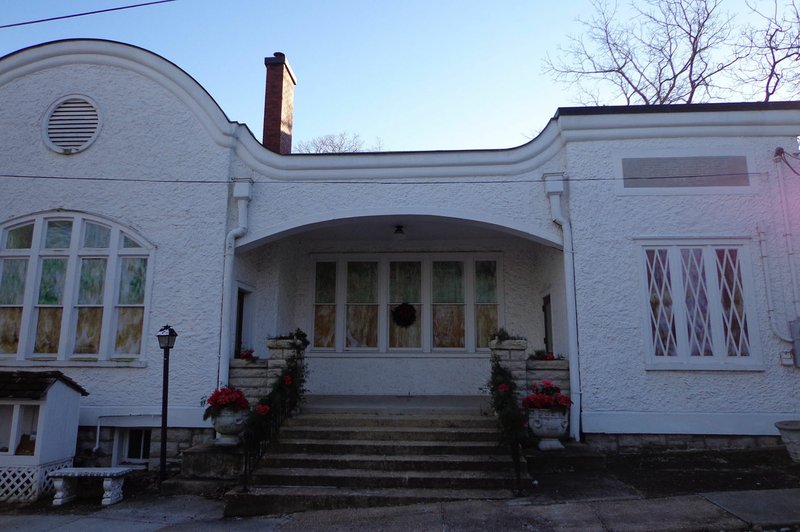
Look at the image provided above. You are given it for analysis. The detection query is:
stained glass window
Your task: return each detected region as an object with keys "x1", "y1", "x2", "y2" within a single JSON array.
[
  {"x1": 346, "y1": 262, "x2": 378, "y2": 348},
  {"x1": 5, "y1": 224, "x2": 33, "y2": 249},
  {"x1": 313, "y1": 262, "x2": 336, "y2": 348},
  {"x1": 0, "y1": 214, "x2": 150, "y2": 360},
  {"x1": 389, "y1": 262, "x2": 421, "y2": 348},
  {"x1": 432, "y1": 261, "x2": 465, "y2": 348}
]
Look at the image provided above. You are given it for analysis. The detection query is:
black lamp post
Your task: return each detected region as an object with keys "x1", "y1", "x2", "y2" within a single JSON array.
[{"x1": 156, "y1": 324, "x2": 177, "y2": 483}]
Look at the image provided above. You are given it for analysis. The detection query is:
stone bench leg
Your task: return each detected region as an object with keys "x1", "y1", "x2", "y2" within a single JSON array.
[
  {"x1": 52, "y1": 478, "x2": 77, "y2": 506},
  {"x1": 101, "y1": 476, "x2": 125, "y2": 505}
]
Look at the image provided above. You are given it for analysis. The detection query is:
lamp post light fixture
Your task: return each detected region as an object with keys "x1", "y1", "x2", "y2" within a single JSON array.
[{"x1": 156, "y1": 324, "x2": 177, "y2": 483}]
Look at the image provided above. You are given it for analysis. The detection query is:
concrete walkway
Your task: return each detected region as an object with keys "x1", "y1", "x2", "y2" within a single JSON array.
[{"x1": 2, "y1": 487, "x2": 799, "y2": 531}]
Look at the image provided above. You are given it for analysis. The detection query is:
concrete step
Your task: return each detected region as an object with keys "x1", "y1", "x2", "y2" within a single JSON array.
[
  {"x1": 250, "y1": 466, "x2": 518, "y2": 490},
  {"x1": 224, "y1": 485, "x2": 514, "y2": 517},
  {"x1": 279, "y1": 425, "x2": 498, "y2": 442},
  {"x1": 262, "y1": 452, "x2": 513, "y2": 472},
  {"x1": 284, "y1": 413, "x2": 496, "y2": 429},
  {"x1": 275, "y1": 438, "x2": 506, "y2": 456}
]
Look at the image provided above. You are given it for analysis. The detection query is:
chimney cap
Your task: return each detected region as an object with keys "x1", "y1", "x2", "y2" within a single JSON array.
[{"x1": 264, "y1": 52, "x2": 296, "y2": 84}]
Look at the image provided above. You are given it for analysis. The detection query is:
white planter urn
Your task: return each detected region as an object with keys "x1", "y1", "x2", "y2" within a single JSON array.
[
  {"x1": 775, "y1": 420, "x2": 800, "y2": 462},
  {"x1": 529, "y1": 409, "x2": 569, "y2": 450},
  {"x1": 212, "y1": 408, "x2": 248, "y2": 446}
]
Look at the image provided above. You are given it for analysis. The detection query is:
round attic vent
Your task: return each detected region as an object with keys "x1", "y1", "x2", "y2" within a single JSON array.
[{"x1": 44, "y1": 96, "x2": 100, "y2": 154}]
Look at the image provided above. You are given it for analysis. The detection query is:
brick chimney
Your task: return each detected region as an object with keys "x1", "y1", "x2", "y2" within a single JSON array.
[{"x1": 262, "y1": 52, "x2": 296, "y2": 154}]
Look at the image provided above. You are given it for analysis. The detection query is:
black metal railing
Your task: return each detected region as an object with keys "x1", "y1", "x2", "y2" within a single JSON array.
[{"x1": 239, "y1": 389, "x2": 292, "y2": 492}]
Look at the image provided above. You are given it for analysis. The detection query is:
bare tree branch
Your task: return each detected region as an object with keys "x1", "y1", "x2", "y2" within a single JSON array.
[
  {"x1": 293, "y1": 132, "x2": 383, "y2": 154},
  {"x1": 543, "y1": 0, "x2": 743, "y2": 105}
]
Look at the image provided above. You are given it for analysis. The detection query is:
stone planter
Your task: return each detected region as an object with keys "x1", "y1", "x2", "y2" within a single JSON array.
[
  {"x1": 529, "y1": 409, "x2": 569, "y2": 450},
  {"x1": 775, "y1": 420, "x2": 800, "y2": 462},
  {"x1": 212, "y1": 408, "x2": 248, "y2": 446}
]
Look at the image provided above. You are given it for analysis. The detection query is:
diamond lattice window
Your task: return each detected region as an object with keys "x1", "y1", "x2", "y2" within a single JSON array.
[{"x1": 643, "y1": 242, "x2": 757, "y2": 367}]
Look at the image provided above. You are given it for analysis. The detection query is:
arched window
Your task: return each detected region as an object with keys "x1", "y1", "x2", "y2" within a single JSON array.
[{"x1": 0, "y1": 212, "x2": 152, "y2": 363}]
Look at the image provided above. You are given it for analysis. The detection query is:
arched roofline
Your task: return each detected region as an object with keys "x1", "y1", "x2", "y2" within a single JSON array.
[
  {"x1": 236, "y1": 209, "x2": 563, "y2": 251},
  {"x1": 3, "y1": 40, "x2": 800, "y2": 182}
]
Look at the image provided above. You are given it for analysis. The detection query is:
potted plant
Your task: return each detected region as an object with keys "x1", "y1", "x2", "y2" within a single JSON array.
[
  {"x1": 522, "y1": 380, "x2": 572, "y2": 450},
  {"x1": 775, "y1": 420, "x2": 800, "y2": 462},
  {"x1": 202, "y1": 386, "x2": 250, "y2": 446}
]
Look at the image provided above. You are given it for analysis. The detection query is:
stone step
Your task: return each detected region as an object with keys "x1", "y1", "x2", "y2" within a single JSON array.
[
  {"x1": 275, "y1": 438, "x2": 506, "y2": 456},
  {"x1": 224, "y1": 485, "x2": 514, "y2": 517},
  {"x1": 262, "y1": 452, "x2": 513, "y2": 472},
  {"x1": 284, "y1": 413, "x2": 496, "y2": 429},
  {"x1": 524, "y1": 442, "x2": 607, "y2": 473},
  {"x1": 279, "y1": 425, "x2": 498, "y2": 442},
  {"x1": 250, "y1": 466, "x2": 517, "y2": 490}
]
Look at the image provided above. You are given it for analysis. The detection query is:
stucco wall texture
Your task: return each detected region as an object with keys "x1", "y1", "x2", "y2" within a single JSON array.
[
  {"x1": 567, "y1": 137, "x2": 800, "y2": 434},
  {"x1": 3, "y1": 40, "x2": 800, "y2": 438},
  {"x1": 0, "y1": 58, "x2": 231, "y2": 426}
]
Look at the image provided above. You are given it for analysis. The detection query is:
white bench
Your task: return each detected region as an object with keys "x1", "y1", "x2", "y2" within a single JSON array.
[{"x1": 48, "y1": 467, "x2": 134, "y2": 506}]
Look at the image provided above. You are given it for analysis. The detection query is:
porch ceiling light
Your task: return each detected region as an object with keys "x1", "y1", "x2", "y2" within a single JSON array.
[{"x1": 393, "y1": 225, "x2": 406, "y2": 240}]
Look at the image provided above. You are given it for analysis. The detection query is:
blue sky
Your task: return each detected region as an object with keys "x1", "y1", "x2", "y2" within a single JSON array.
[{"x1": 0, "y1": 0, "x2": 756, "y2": 151}]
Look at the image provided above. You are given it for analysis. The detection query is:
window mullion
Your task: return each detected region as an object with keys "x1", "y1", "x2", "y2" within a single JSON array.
[
  {"x1": 464, "y1": 260, "x2": 476, "y2": 353},
  {"x1": 377, "y1": 259, "x2": 388, "y2": 352},
  {"x1": 57, "y1": 220, "x2": 83, "y2": 359},
  {"x1": 100, "y1": 229, "x2": 121, "y2": 359},
  {"x1": 670, "y1": 247, "x2": 689, "y2": 361},
  {"x1": 335, "y1": 259, "x2": 346, "y2": 352},
  {"x1": 422, "y1": 259, "x2": 431, "y2": 353},
  {"x1": 705, "y1": 247, "x2": 726, "y2": 358}
]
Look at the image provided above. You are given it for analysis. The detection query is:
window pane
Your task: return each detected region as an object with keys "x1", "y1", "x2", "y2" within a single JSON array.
[
  {"x1": 315, "y1": 262, "x2": 336, "y2": 304},
  {"x1": 346, "y1": 305, "x2": 378, "y2": 347},
  {"x1": 74, "y1": 307, "x2": 102, "y2": 354},
  {"x1": 433, "y1": 304, "x2": 465, "y2": 348},
  {"x1": 34, "y1": 307, "x2": 62, "y2": 353},
  {"x1": 115, "y1": 307, "x2": 143, "y2": 354},
  {"x1": 78, "y1": 258, "x2": 106, "y2": 305},
  {"x1": 0, "y1": 404, "x2": 12, "y2": 452},
  {"x1": 119, "y1": 258, "x2": 147, "y2": 305},
  {"x1": 432, "y1": 262, "x2": 464, "y2": 303},
  {"x1": 44, "y1": 220, "x2": 72, "y2": 248},
  {"x1": 38, "y1": 258, "x2": 67, "y2": 305},
  {"x1": 389, "y1": 262, "x2": 421, "y2": 303},
  {"x1": 0, "y1": 308, "x2": 22, "y2": 354},
  {"x1": 347, "y1": 262, "x2": 377, "y2": 303},
  {"x1": 122, "y1": 235, "x2": 142, "y2": 248},
  {"x1": 475, "y1": 261, "x2": 497, "y2": 304},
  {"x1": 313, "y1": 304, "x2": 336, "y2": 348},
  {"x1": 715, "y1": 248, "x2": 750, "y2": 357},
  {"x1": 681, "y1": 248, "x2": 713, "y2": 356},
  {"x1": 645, "y1": 249, "x2": 677, "y2": 357},
  {"x1": 0, "y1": 258, "x2": 27, "y2": 305},
  {"x1": 83, "y1": 222, "x2": 110, "y2": 248},
  {"x1": 390, "y1": 303, "x2": 421, "y2": 348},
  {"x1": 5, "y1": 223, "x2": 33, "y2": 249},
  {"x1": 476, "y1": 305, "x2": 498, "y2": 348}
]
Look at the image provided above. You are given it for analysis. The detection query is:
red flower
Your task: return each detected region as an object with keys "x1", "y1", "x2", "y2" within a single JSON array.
[
  {"x1": 497, "y1": 383, "x2": 510, "y2": 393},
  {"x1": 282, "y1": 374, "x2": 293, "y2": 386},
  {"x1": 206, "y1": 387, "x2": 249, "y2": 410},
  {"x1": 522, "y1": 380, "x2": 572, "y2": 411},
  {"x1": 545, "y1": 352, "x2": 555, "y2": 360},
  {"x1": 255, "y1": 404, "x2": 271, "y2": 417}
]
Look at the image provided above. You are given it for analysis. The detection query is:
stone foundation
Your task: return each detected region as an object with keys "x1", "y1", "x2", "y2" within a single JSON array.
[
  {"x1": 74, "y1": 426, "x2": 214, "y2": 468},
  {"x1": 585, "y1": 433, "x2": 784, "y2": 453}
]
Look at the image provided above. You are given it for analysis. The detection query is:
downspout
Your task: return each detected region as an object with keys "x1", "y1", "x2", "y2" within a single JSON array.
[
  {"x1": 217, "y1": 178, "x2": 253, "y2": 389},
  {"x1": 544, "y1": 173, "x2": 582, "y2": 441},
  {"x1": 774, "y1": 153, "x2": 800, "y2": 317},
  {"x1": 756, "y1": 225, "x2": 792, "y2": 342}
]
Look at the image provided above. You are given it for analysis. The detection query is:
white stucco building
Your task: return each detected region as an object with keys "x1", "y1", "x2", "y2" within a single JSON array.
[{"x1": 1, "y1": 39, "x2": 799, "y2": 462}]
